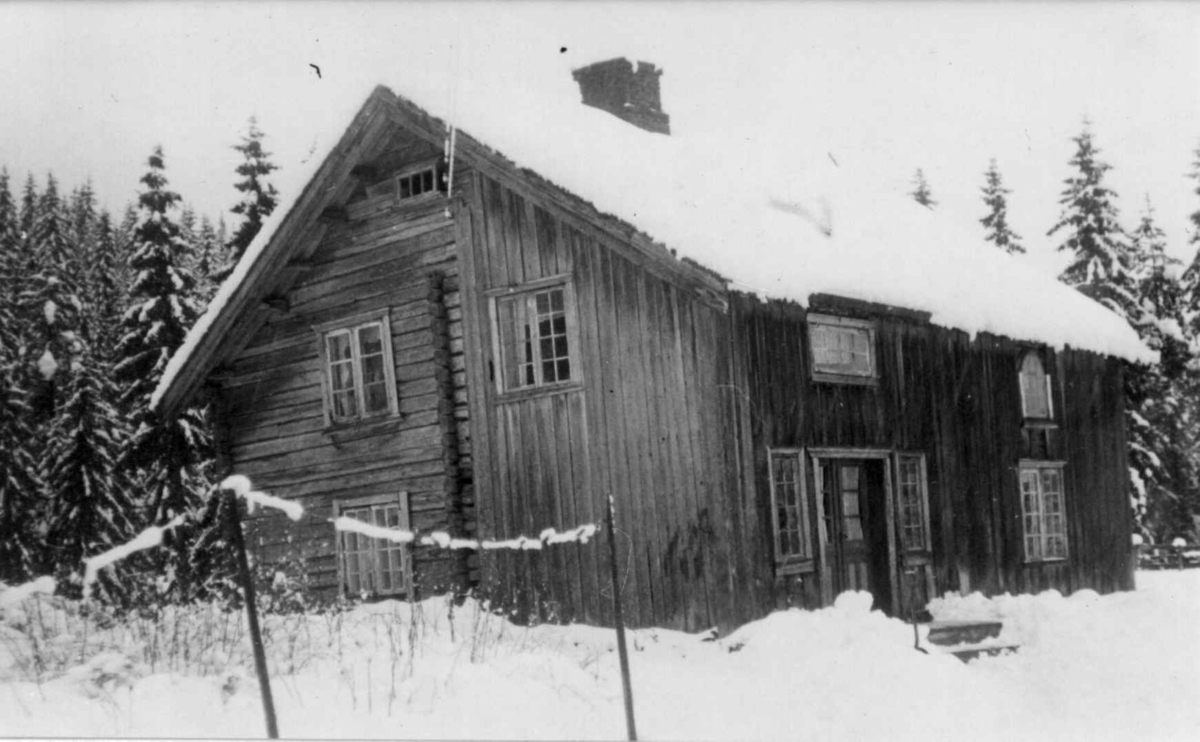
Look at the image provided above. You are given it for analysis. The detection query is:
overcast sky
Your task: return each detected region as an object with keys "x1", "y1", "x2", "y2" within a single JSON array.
[{"x1": 2, "y1": 2, "x2": 1199, "y2": 279}]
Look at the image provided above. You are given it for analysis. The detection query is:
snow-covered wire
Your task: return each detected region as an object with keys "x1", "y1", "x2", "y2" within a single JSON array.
[
  {"x1": 82, "y1": 516, "x2": 186, "y2": 597},
  {"x1": 334, "y1": 519, "x2": 598, "y2": 551}
]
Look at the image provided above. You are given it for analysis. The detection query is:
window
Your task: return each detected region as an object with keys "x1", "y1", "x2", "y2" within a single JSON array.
[
  {"x1": 1019, "y1": 352, "x2": 1053, "y2": 420},
  {"x1": 808, "y1": 314, "x2": 876, "y2": 383},
  {"x1": 316, "y1": 310, "x2": 398, "y2": 425},
  {"x1": 1019, "y1": 462, "x2": 1068, "y2": 562},
  {"x1": 394, "y1": 161, "x2": 445, "y2": 202},
  {"x1": 491, "y1": 279, "x2": 580, "y2": 393},
  {"x1": 768, "y1": 449, "x2": 813, "y2": 570},
  {"x1": 337, "y1": 493, "x2": 412, "y2": 597},
  {"x1": 896, "y1": 454, "x2": 931, "y2": 553}
]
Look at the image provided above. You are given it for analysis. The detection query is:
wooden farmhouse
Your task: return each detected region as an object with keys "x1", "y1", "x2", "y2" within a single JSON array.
[{"x1": 155, "y1": 59, "x2": 1147, "y2": 632}]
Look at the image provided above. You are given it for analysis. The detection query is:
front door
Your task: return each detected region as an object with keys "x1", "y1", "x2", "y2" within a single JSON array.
[{"x1": 816, "y1": 457, "x2": 893, "y2": 611}]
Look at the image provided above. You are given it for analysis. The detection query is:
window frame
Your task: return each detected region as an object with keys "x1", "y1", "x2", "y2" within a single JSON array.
[
  {"x1": 393, "y1": 158, "x2": 446, "y2": 204},
  {"x1": 314, "y1": 309, "x2": 399, "y2": 428},
  {"x1": 334, "y1": 491, "x2": 413, "y2": 599},
  {"x1": 767, "y1": 448, "x2": 815, "y2": 574},
  {"x1": 1018, "y1": 350, "x2": 1055, "y2": 423},
  {"x1": 1018, "y1": 460, "x2": 1069, "y2": 563},
  {"x1": 894, "y1": 452, "x2": 932, "y2": 554},
  {"x1": 807, "y1": 313, "x2": 878, "y2": 385},
  {"x1": 487, "y1": 274, "x2": 582, "y2": 398}
]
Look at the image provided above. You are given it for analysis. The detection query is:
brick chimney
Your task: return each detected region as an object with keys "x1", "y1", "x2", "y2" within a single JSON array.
[{"x1": 572, "y1": 58, "x2": 670, "y2": 135}]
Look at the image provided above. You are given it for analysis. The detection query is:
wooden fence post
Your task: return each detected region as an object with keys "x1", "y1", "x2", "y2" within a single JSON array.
[
  {"x1": 224, "y1": 488, "x2": 279, "y2": 739},
  {"x1": 606, "y1": 495, "x2": 637, "y2": 741}
]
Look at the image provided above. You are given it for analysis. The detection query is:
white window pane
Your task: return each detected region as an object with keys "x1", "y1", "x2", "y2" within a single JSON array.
[
  {"x1": 333, "y1": 389, "x2": 358, "y2": 419},
  {"x1": 358, "y1": 324, "x2": 383, "y2": 356},
  {"x1": 1021, "y1": 354, "x2": 1050, "y2": 418},
  {"x1": 327, "y1": 332, "x2": 353, "y2": 361}
]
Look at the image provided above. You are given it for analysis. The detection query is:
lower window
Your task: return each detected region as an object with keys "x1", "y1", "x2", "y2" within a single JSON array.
[
  {"x1": 1019, "y1": 462, "x2": 1068, "y2": 561},
  {"x1": 336, "y1": 493, "x2": 412, "y2": 597}
]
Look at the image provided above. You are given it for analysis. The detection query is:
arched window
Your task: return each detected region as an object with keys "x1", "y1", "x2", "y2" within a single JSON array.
[{"x1": 1019, "y1": 353, "x2": 1052, "y2": 419}]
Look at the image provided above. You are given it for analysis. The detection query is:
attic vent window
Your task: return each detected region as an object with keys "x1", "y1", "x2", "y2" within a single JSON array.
[
  {"x1": 808, "y1": 313, "x2": 877, "y2": 384},
  {"x1": 394, "y1": 161, "x2": 446, "y2": 202}
]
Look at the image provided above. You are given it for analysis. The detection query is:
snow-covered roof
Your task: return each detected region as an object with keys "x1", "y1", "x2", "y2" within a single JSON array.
[{"x1": 153, "y1": 48, "x2": 1153, "y2": 413}]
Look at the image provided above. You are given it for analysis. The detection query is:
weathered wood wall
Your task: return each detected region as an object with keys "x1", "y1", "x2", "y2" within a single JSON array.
[
  {"x1": 219, "y1": 187, "x2": 472, "y2": 598},
  {"x1": 729, "y1": 293, "x2": 1134, "y2": 610},
  {"x1": 457, "y1": 170, "x2": 763, "y2": 631}
]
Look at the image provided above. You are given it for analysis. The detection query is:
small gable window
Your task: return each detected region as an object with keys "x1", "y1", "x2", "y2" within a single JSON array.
[
  {"x1": 1019, "y1": 352, "x2": 1053, "y2": 420},
  {"x1": 394, "y1": 160, "x2": 446, "y2": 202},
  {"x1": 490, "y1": 279, "x2": 580, "y2": 394},
  {"x1": 316, "y1": 310, "x2": 398, "y2": 425},
  {"x1": 808, "y1": 313, "x2": 877, "y2": 383}
]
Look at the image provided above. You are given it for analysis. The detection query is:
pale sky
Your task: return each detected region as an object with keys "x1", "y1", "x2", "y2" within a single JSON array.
[{"x1": 2, "y1": 2, "x2": 1199, "y2": 280}]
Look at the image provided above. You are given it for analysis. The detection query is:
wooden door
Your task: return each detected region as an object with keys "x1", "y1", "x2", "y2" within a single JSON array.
[
  {"x1": 820, "y1": 459, "x2": 872, "y2": 593},
  {"x1": 894, "y1": 454, "x2": 935, "y2": 620},
  {"x1": 814, "y1": 457, "x2": 895, "y2": 612}
]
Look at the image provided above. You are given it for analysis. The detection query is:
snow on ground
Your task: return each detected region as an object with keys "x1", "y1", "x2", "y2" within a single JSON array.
[{"x1": 2, "y1": 571, "x2": 1198, "y2": 740}]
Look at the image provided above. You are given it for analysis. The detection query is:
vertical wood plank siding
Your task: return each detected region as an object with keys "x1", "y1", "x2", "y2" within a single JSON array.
[
  {"x1": 728, "y1": 293, "x2": 1133, "y2": 611},
  {"x1": 462, "y1": 172, "x2": 752, "y2": 631}
]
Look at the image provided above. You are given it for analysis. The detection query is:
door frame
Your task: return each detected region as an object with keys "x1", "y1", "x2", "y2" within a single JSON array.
[{"x1": 809, "y1": 448, "x2": 898, "y2": 614}]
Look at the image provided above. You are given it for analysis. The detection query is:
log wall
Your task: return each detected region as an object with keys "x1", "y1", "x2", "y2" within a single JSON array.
[{"x1": 220, "y1": 190, "x2": 472, "y2": 598}]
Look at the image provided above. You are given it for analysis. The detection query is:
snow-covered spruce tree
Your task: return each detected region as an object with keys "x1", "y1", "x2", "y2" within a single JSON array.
[
  {"x1": 43, "y1": 346, "x2": 136, "y2": 599},
  {"x1": 1127, "y1": 197, "x2": 1194, "y2": 539},
  {"x1": 979, "y1": 159, "x2": 1026, "y2": 254},
  {"x1": 69, "y1": 181, "x2": 98, "y2": 261},
  {"x1": 910, "y1": 168, "x2": 936, "y2": 209},
  {"x1": 214, "y1": 117, "x2": 278, "y2": 284},
  {"x1": 82, "y1": 212, "x2": 130, "y2": 360},
  {"x1": 0, "y1": 169, "x2": 43, "y2": 584},
  {"x1": 1182, "y1": 143, "x2": 1200, "y2": 331},
  {"x1": 18, "y1": 174, "x2": 39, "y2": 258},
  {"x1": 1048, "y1": 122, "x2": 1155, "y2": 524},
  {"x1": 192, "y1": 215, "x2": 223, "y2": 303},
  {"x1": 114, "y1": 147, "x2": 212, "y2": 578},
  {"x1": 23, "y1": 174, "x2": 84, "y2": 423},
  {"x1": 1048, "y1": 122, "x2": 1142, "y2": 323}
]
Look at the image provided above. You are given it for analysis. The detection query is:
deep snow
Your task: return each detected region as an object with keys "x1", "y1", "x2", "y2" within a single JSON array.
[{"x1": 2, "y1": 570, "x2": 1198, "y2": 740}]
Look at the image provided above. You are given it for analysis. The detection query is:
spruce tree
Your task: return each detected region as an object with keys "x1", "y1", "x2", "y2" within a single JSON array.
[
  {"x1": 979, "y1": 159, "x2": 1026, "y2": 254},
  {"x1": 1048, "y1": 121, "x2": 1142, "y2": 327},
  {"x1": 69, "y1": 181, "x2": 98, "y2": 263},
  {"x1": 1049, "y1": 122, "x2": 1156, "y2": 533},
  {"x1": 215, "y1": 117, "x2": 278, "y2": 283},
  {"x1": 23, "y1": 175, "x2": 84, "y2": 422},
  {"x1": 0, "y1": 170, "x2": 42, "y2": 584},
  {"x1": 1181, "y1": 143, "x2": 1200, "y2": 327},
  {"x1": 43, "y1": 347, "x2": 135, "y2": 598},
  {"x1": 910, "y1": 168, "x2": 936, "y2": 209},
  {"x1": 114, "y1": 147, "x2": 211, "y2": 532},
  {"x1": 193, "y1": 215, "x2": 222, "y2": 304},
  {"x1": 1127, "y1": 197, "x2": 1192, "y2": 537},
  {"x1": 18, "y1": 174, "x2": 39, "y2": 261},
  {"x1": 84, "y1": 213, "x2": 127, "y2": 358}
]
